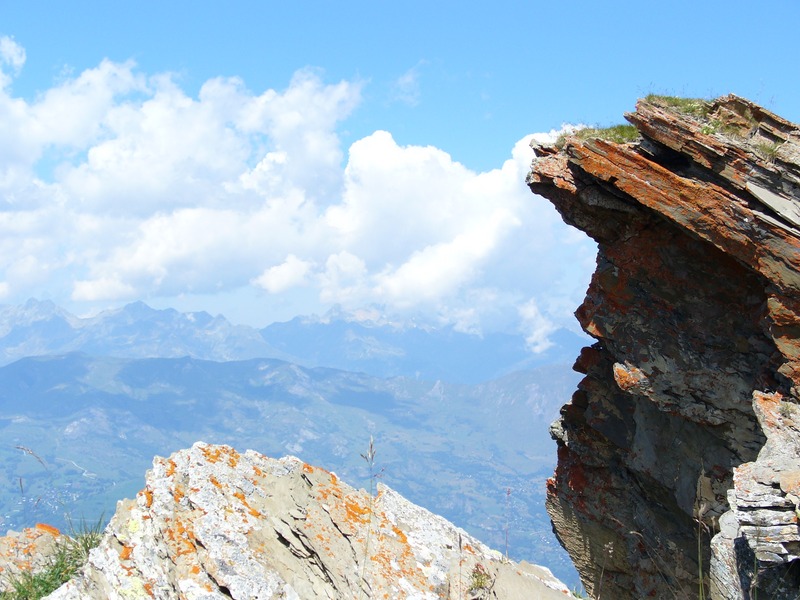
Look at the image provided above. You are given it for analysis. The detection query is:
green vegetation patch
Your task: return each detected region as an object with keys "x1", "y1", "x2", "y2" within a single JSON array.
[
  {"x1": 469, "y1": 563, "x2": 492, "y2": 592},
  {"x1": 1, "y1": 520, "x2": 103, "y2": 600},
  {"x1": 644, "y1": 94, "x2": 712, "y2": 118},
  {"x1": 644, "y1": 94, "x2": 761, "y2": 140},
  {"x1": 754, "y1": 140, "x2": 783, "y2": 162},
  {"x1": 555, "y1": 124, "x2": 639, "y2": 149}
]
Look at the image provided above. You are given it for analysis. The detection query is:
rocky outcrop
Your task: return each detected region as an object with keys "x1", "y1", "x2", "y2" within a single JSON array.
[
  {"x1": 0, "y1": 523, "x2": 65, "y2": 592},
  {"x1": 528, "y1": 95, "x2": 800, "y2": 599},
  {"x1": 34, "y1": 442, "x2": 569, "y2": 599}
]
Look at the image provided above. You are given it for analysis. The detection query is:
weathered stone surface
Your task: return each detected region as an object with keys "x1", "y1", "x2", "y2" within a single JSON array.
[
  {"x1": 0, "y1": 523, "x2": 65, "y2": 592},
  {"x1": 45, "y1": 442, "x2": 570, "y2": 599},
  {"x1": 528, "y1": 95, "x2": 800, "y2": 599}
]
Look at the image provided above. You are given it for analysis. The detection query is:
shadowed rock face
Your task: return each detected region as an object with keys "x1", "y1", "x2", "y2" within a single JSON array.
[
  {"x1": 528, "y1": 95, "x2": 800, "y2": 599},
  {"x1": 40, "y1": 443, "x2": 570, "y2": 599}
]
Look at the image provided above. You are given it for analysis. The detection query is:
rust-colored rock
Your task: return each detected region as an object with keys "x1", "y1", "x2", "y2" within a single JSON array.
[{"x1": 528, "y1": 95, "x2": 800, "y2": 599}]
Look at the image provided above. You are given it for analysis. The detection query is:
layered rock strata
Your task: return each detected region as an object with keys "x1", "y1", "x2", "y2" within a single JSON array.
[
  {"x1": 528, "y1": 95, "x2": 800, "y2": 599},
  {"x1": 36, "y1": 442, "x2": 569, "y2": 599}
]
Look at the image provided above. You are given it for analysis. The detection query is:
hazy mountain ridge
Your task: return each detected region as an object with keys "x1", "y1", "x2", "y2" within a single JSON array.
[
  {"x1": 0, "y1": 299, "x2": 282, "y2": 366},
  {"x1": 261, "y1": 314, "x2": 585, "y2": 383},
  {"x1": 0, "y1": 299, "x2": 586, "y2": 383}
]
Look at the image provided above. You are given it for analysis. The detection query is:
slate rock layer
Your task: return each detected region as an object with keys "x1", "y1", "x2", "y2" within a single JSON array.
[{"x1": 528, "y1": 95, "x2": 800, "y2": 599}]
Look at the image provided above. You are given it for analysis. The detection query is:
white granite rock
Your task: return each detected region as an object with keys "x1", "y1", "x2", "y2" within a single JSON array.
[{"x1": 45, "y1": 442, "x2": 570, "y2": 599}]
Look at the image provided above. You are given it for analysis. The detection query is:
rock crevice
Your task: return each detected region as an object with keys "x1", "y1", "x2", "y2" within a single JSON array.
[{"x1": 528, "y1": 94, "x2": 800, "y2": 599}]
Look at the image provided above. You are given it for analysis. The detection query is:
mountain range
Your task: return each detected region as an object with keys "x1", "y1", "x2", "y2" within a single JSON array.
[
  {"x1": 0, "y1": 299, "x2": 585, "y2": 383},
  {"x1": 0, "y1": 299, "x2": 586, "y2": 586}
]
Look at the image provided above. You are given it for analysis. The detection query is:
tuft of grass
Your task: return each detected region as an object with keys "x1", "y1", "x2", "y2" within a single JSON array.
[
  {"x1": 754, "y1": 141, "x2": 783, "y2": 163},
  {"x1": 644, "y1": 94, "x2": 712, "y2": 118},
  {"x1": 468, "y1": 563, "x2": 492, "y2": 592},
  {"x1": 555, "y1": 124, "x2": 640, "y2": 149},
  {"x1": 647, "y1": 94, "x2": 764, "y2": 141},
  {"x1": 1, "y1": 518, "x2": 104, "y2": 600},
  {"x1": 779, "y1": 401, "x2": 796, "y2": 420},
  {"x1": 358, "y1": 436, "x2": 383, "y2": 600}
]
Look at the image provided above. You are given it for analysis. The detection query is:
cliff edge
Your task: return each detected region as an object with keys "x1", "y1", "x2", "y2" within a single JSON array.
[
  {"x1": 5, "y1": 442, "x2": 569, "y2": 599},
  {"x1": 528, "y1": 94, "x2": 800, "y2": 599}
]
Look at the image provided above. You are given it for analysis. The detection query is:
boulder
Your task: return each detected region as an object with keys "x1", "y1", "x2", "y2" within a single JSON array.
[{"x1": 44, "y1": 442, "x2": 570, "y2": 599}]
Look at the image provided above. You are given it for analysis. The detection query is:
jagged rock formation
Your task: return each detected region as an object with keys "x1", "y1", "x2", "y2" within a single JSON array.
[
  {"x1": 25, "y1": 442, "x2": 570, "y2": 599},
  {"x1": 528, "y1": 95, "x2": 800, "y2": 599}
]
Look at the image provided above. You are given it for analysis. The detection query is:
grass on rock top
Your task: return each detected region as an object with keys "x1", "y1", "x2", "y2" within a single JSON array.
[
  {"x1": 643, "y1": 94, "x2": 712, "y2": 118},
  {"x1": 555, "y1": 123, "x2": 640, "y2": 149}
]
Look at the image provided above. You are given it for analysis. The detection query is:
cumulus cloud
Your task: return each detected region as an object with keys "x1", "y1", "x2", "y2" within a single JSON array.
[
  {"x1": 0, "y1": 40, "x2": 597, "y2": 348},
  {"x1": 373, "y1": 209, "x2": 520, "y2": 308},
  {"x1": 252, "y1": 254, "x2": 313, "y2": 294}
]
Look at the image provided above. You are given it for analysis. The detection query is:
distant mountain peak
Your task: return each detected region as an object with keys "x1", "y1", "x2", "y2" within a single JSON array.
[
  {"x1": 0, "y1": 298, "x2": 586, "y2": 383},
  {"x1": 307, "y1": 303, "x2": 409, "y2": 329}
]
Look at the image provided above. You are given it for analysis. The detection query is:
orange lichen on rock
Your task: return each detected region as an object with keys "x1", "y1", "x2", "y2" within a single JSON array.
[
  {"x1": 20, "y1": 443, "x2": 573, "y2": 599},
  {"x1": 173, "y1": 484, "x2": 185, "y2": 504},
  {"x1": 344, "y1": 497, "x2": 371, "y2": 524},
  {"x1": 200, "y1": 444, "x2": 241, "y2": 467},
  {"x1": 233, "y1": 490, "x2": 262, "y2": 517},
  {"x1": 367, "y1": 515, "x2": 427, "y2": 593},
  {"x1": 612, "y1": 362, "x2": 648, "y2": 393},
  {"x1": 34, "y1": 523, "x2": 60, "y2": 536},
  {"x1": 391, "y1": 524, "x2": 407, "y2": 545},
  {"x1": 168, "y1": 516, "x2": 198, "y2": 558}
]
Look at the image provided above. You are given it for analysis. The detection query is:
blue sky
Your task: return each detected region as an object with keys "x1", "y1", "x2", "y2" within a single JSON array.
[{"x1": 1, "y1": 1, "x2": 798, "y2": 344}]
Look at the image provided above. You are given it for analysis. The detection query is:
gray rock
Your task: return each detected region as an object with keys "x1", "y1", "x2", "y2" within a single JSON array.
[
  {"x1": 45, "y1": 443, "x2": 570, "y2": 599},
  {"x1": 0, "y1": 524, "x2": 66, "y2": 593}
]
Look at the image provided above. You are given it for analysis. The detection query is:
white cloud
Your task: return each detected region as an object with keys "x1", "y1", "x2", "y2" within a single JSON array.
[
  {"x1": 0, "y1": 40, "x2": 597, "y2": 348},
  {"x1": 389, "y1": 63, "x2": 424, "y2": 107},
  {"x1": 374, "y1": 209, "x2": 520, "y2": 308},
  {"x1": 32, "y1": 59, "x2": 145, "y2": 148},
  {"x1": 72, "y1": 276, "x2": 136, "y2": 302},
  {"x1": 319, "y1": 251, "x2": 369, "y2": 305},
  {"x1": 326, "y1": 130, "x2": 484, "y2": 264},
  {"x1": 528, "y1": 124, "x2": 586, "y2": 146},
  {"x1": 0, "y1": 36, "x2": 25, "y2": 80},
  {"x1": 252, "y1": 254, "x2": 313, "y2": 293},
  {"x1": 519, "y1": 299, "x2": 557, "y2": 353}
]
